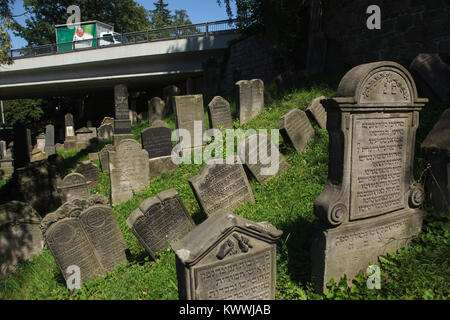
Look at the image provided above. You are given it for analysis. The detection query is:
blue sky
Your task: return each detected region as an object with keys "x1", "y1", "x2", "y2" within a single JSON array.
[{"x1": 10, "y1": 0, "x2": 236, "y2": 49}]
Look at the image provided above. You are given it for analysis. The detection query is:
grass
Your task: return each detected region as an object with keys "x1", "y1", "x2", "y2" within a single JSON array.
[{"x1": 0, "y1": 72, "x2": 449, "y2": 300}]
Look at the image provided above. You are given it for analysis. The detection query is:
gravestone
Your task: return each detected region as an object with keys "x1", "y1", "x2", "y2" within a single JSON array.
[
  {"x1": 13, "y1": 123, "x2": 31, "y2": 170},
  {"x1": 238, "y1": 134, "x2": 290, "y2": 184},
  {"x1": 41, "y1": 195, "x2": 127, "y2": 287},
  {"x1": 98, "y1": 124, "x2": 114, "y2": 140},
  {"x1": 59, "y1": 173, "x2": 91, "y2": 203},
  {"x1": 0, "y1": 140, "x2": 7, "y2": 159},
  {"x1": 101, "y1": 117, "x2": 115, "y2": 127},
  {"x1": 74, "y1": 161, "x2": 99, "y2": 188},
  {"x1": 127, "y1": 189, "x2": 195, "y2": 260},
  {"x1": 173, "y1": 94, "x2": 205, "y2": 153},
  {"x1": 0, "y1": 201, "x2": 44, "y2": 277},
  {"x1": 306, "y1": 96, "x2": 327, "y2": 130},
  {"x1": 36, "y1": 134, "x2": 46, "y2": 152},
  {"x1": 88, "y1": 153, "x2": 99, "y2": 161},
  {"x1": 75, "y1": 127, "x2": 96, "y2": 151},
  {"x1": 236, "y1": 79, "x2": 264, "y2": 124},
  {"x1": 64, "y1": 136, "x2": 77, "y2": 152},
  {"x1": 189, "y1": 159, "x2": 255, "y2": 217},
  {"x1": 109, "y1": 139, "x2": 150, "y2": 206},
  {"x1": 421, "y1": 108, "x2": 450, "y2": 212},
  {"x1": 44, "y1": 124, "x2": 56, "y2": 156},
  {"x1": 148, "y1": 156, "x2": 179, "y2": 180},
  {"x1": 163, "y1": 85, "x2": 181, "y2": 114},
  {"x1": 129, "y1": 110, "x2": 138, "y2": 126},
  {"x1": 311, "y1": 61, "x2": 427, "y2": 293},
  {"x1": 208, "y1": 96, "x2": 233, "y2": 130},
  {"x1": 279, "y1": 109, "x2": 315, "y2": 152},
  {"x1": 148, "y1": 97, "x2": 166, "y2": 122},
  {"x1": 114, "y1": 84, "x2": 132, "y2": 134},
  {"x1": 30, "y1": 148, "x2": 48, "y2": 162},
  {"x1": 151, "y1": 120, "x2": 169, "y2": 128},
  {"x1": 99, "y1": 144, "x2": 115, "y2": 172},
  {"x1": 171, "y1": 210, "x2": 282, "y2": 300},
  {"x1": 113, "y1": 133, "x2": 134, "y2": 147},
  {"x1": 0, "y1": 159, "x2": 13, "y2": 181},
  {"x1": 65, "y1": 113, "x2": 75, "y2": 138},
  {"x1": 141, "y1": 127, "x2": 172, "y2": 159}
]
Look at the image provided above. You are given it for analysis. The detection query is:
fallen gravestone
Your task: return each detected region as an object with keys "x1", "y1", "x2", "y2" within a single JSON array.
[
  {"x1": 148, "y1": 97, "x2": 166, "y2": 122},
  {"x1": 311, "y1": 61, "x2": 427, "y2": 293},
  {"x1": 236, "y1": 79, "x2": 264, "y2": 124},
  {"x1": 279, "y1": 109, "x2": 315, "y2": 152},
  {"x1": 306, "y1": 96, "x2": 327, "y2": 130},
  {"x1": 208, "y1": 96, "x2": 233, "y2": 130},
  {"x1": 114, "y1": 84, "x2": 132, "y2": 134},
  {"x1": 98, "y1": 124, "x2": 113, "y2": 140},
  {"x1": 59, "y1": 173, "x2": 91, "y2": 203},
  {"x1": 0, "y1": 201, "x2": 44, "y2": 277},
  {"x1": 189, "y1": 159, "x2": 255, "y2": 217},
  {"x1": 41, "y1": 195, "x2": 127, "y2": 287},
  {"x1": 74, "y1": 161, "x2": 99, "y2": 188},
  {"x1": 421, "y1": 108, "x2": 450, "y2": 212},
  {"x1": 44, "y1": 124, "x2": 56, "y2": 156},
  {"x1": 109, "y1": 139, "x2": 150, "y2": 206},
  {"x1": 171, "y1": 210, "x2": 282, "y2": 300},
  {"x1": 127, "y1": 189, "x2": 195, "y2": 260}
]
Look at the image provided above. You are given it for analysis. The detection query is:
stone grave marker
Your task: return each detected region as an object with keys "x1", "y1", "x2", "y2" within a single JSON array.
[
  {"x1": 114, "y1": 84, "x2": 132, "y2": 134},
  {"x1": 0, "y1": 140, "x2": 7, "y2": 159},
  {"x1": 279, "y1": 109, "x2": 315, "y2": 152},
  {"x1": 189, "y1": 159, "x2": 255, "y2": 217},
  {"x1": 101, "y1": 117, "x2": 115, "y2": 127},
  {"x1": 141, "y1": 126, "x2": 172, "y2": 159},
  {"x1": 306, "y1": 96, "x2": 327, "y2": 129},
  {"x1": 75, "y1": 127, "x2": 96, "y2": 151},
  {"x1": 171, "y1": 210, "x2": 282, "y2": 300},
  {"x1": 13, "y1": 123, "x2": 31, "y2": 170},
  {"x1": 59, "y1": 173, "x2": 91, "y2": 203},
  {"x1": 126, "y1": 189, "x2": 195, "y2": 260},
  {"x1": 421, "y1": 108, "x2": 450, "y2": 212},
  {"x1": 173, "y1": 94, "x2": 205, "y2": 153},
  {"x1": 44, "y1": 124, "x2": 56, "y2": 156},
  {"x1": 148, "y1": 97, "x2": 166, "y2": 122},
  {"x1": 30, "y1": 148, "x2": 48, "y2": 162},
  {"x1": 208, "y1": 96, "x2": 233, "y2": 130},
  {"x1": 65, "y1": 113, "x2": 75, "y2": 138},
  {"x1": 36, "y1": 134, "x2": 46, "y2": 152},
  {"x1": 311, "y1": 61, "x2": 428, "y2": 293},
  {"x1": 109, "y1": 139, "x2": 150, "y2": 206},
  {"x1": 74, "y1": 161, "x2": 99, "y2": 188},
  {"x1": 98, "y1": 124, "x2": 114, "y2": 140},
  {"x1": 99, "y1": 144, "x2": 115, "y2": 172},
  {"x1": 163, "y1": 85, "x2": 181, "y2": 114},
  {"x1": 0, "y1": 159, "x2": 13, "y2": 181},
  {"x1": 151, "y1": 120, "x2": 169, "y2": 128},
  {"x1": 0, "y1": 201, "x2": 44, "y2": 277},
  {"x1": 41, "y1": 195, "x2": 127, "y2": 287},
  {"x1": 238, "y1": 134, "x2": 290, "y2": 184},
  {"x1": 236, "y1": 79, "x2": 264, "y2": 124}
]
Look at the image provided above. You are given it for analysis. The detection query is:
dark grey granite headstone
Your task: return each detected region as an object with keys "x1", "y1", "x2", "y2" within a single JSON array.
[
  {"x1": 114, "y1": 84, "x2": 132, "y2": 134},
  {"x1": 141, "y1": 127, "x2": 172, "y2": 159},
  {"x1": 279, "y1": 109, "x2": 315, "y2": 152},
  {"x1": 13, "y1": 123, "x2": 31, "y2": 170},
  {"x1": 74, "y1": 161, "x2": 99, "y2": 188},
  {"x1": 171, "y1": 210, "x2": 282, "y2": 300},
  {"x1": 236, "y1": 79, "x2": 264, "y2": 124},
  {"x1": 44, "y1": 124, "x2": 56, "y2": 156},
  {"x1": 41, "y1": 195, "x2": 127, "y2": 287},
  {"x1": 59, "y1": 173, "x2": 91, "y2": 202},
  {"x1": 127, "y1": 189, "x2": 195, "y2": 260},
  {"x1": 208, "y1": 96, "x2": 233, "y2": 130},
  {"x1": 311, "y1": 61, "x2": 427, "y2": 293}
]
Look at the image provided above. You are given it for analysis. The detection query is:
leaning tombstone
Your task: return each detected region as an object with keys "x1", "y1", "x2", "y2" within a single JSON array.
[
  {"x1": 13, "y1": 123, "x2": 31, "y2": 170},
  {"x1": 0, "y1": 201, "x2": 44, "y2": 277},
  {"x1": 311, "y1": 61, "x2": 428, "y2": 293},
  {"x1": 99, "y1": 144, "x2": 115, "y2": 172},
  {"x1": 114, "y1": 84, "x2": 132, "y2": 135},
  {"x1": 279, "y1": 109, "x2": 315, "y2": 152},
  {"x1": 74, "y1": 161, "x2": 99, "y2": 188},
  {"x1": 238, "y1": 134, "x2": 290, "y2": 184},
  {"x1": 127, "y1": 189, "x2": 195, "y2": 260},
  {"x1": 41, "y1": 195, "x2": 128, "y2": 287},
  {"x1": 306, "y1": 96, "x2": 327, "y2": 129},
  {"x1": 44, "y1": 124, "x2": 56, "y2": 156},
  {"x1": 236, "y1": 79, "x2": 264, "y2": 124},
  {"x1": 98, "y1": 124, "x2": 114, "y2": 140},
  {"x1": 421, "y1": 108, "x2": 450, "y2": 212},
  {"x1": 208, "y1": 96, "x2": 233, "y2": 130},
  {"x1": 59, "y1": 173, "x2": 91, "y2": 203},
  {"x1": 171, "y1": 210, "x2": 283, "y2": 300},
  {"x1": 189, "y1": 158, "x2": 255, "y2": 217},
  {"x1": 108, "y1": 139, "x2": 150, "y2": 206}
]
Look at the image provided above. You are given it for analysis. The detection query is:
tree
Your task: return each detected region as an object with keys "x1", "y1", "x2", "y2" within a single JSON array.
[
  {"x1": 12, "y1": 0, "x2": 151, "y2": 46},
  {"x1": 150, "y1": 0, "x2": 173, "y2": 29},
  {"x1": 2, "y1": 99, "x2": 49, "y2": 131},
  {"x1": 0, "y1": 0, "x2": 14, "y2": 65},
  {"x1": 173, "y1": 9, "x2": 192, "y2": 26}
]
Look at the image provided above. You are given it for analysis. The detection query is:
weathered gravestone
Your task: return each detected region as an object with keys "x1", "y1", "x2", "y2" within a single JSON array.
[
  {"x1": 99, "y1": 144, "x2": 115, "y2": 172},
  {"x1": 101, "y1": 117, "x2": 115, "y2": 127},
  {"x1": 421, "y1": 108, "x2": 450, "y2": 212},
  {"x1": 141, "y1": 126, "x2": 172, "y2": 159},
  {"x1": 65, "y1": 113, "x2": 75, "y2": 138},
  {"x1": 171, "y1": 210, "x2": 283, "y2": 300},
  {"x1": 189, "y1": 159, "x2": 255, "y2": 217},
  {"x1": 151, "y1": 120, "x2": 169, "y2": 128},
  {"x1": 306, "y1": 96, "x2": 327, "y2": 130},
  {"x1": 59, "y1": 173, "x2": 91, "y2": 203},
  {"x1": 98, "y1": 124, "x2": 114, "y2": 140},
  {"x1": 41, "y1": 195, "x2": 128, "y2": 287},
  {"x1": 127, "y1": 189, "x2": 195, "y2": 260},
  {"x1": 114, "y1": 84, "x2": 132, "y2": 134},
  {"x1": 173, "y1": 94, "x2": 205, "y2": 153},
  {"x1": 238, "y1": 134, "x2": 290, "y2": 184},
  {"x1": 109, "y1": 139, "x2": 150, "y2": 206},
  {"x1": 44, "y1": 124, "x2": 56, "y2": 156},
  {"x1": 36, "y1": 134, "x2": 46, "y2": 152},
  {"x1": 208, "y1": 96, "x2": 233, "y2": 130},
  {"x1": 148, "y1": 97, "x2": 166, "y2": 122},
  {"x1": 163, "y1": 85, "x2": 181, "y2": 114},
  {"x1": 0, "y1": 201, "x2": 44, "y2": 277},
  {"x1": 236, "y1": 79, "x2": 264, "y2": 124},
  {"x1": 311, "y1": 61, "x2": 428, "y2": 293},
  {"x1": 75, "y1": 127, "x2": 96, "y2": 151},
  {"x1": 30, "y1": 148, "x2": 48, "y2": 163},
  {"x1": 74, "y1": 161, "x2": 99, "y2": 188},
  {"x1": 13, "y1": 123, "x2": 31, "y2": 170},
  {"x1": 0, "y1": 159, "x2": 13, "y2": 181},
  {"x1": 279, "y1": 109, "x2": 315, "y2": 152},
  {"x1": 0, "y1": 140, "x2": 6, "y2": 159}
]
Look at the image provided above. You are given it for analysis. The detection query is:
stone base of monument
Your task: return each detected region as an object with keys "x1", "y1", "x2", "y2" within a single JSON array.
[
  {"x1": 311, "y1": 209, "x2": 423, "y2": 293},
  {"x1": 113, "y1": 134, "x2": 134, "y2": 147},
  {"x1": 0, "y1": 159, "x2": 14, "y2": 180},
  {"x1": 64, "y1": 137, "x2": 77, "y2": 152},
  {"x1": 149, "y1": 156, "x2": 179, "y2": 180}
]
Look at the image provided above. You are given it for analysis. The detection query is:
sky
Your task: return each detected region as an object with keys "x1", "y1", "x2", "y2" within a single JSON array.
[{"x1": 9, "y1": 0, "x2": 236, "y2": 49}]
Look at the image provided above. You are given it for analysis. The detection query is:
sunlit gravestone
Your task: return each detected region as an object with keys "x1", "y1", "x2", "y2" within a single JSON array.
[{"x1": 311, "y1": 61, "x2": 428, "y2": 293}]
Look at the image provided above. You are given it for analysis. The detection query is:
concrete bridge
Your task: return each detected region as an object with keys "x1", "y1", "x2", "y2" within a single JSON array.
[{"x1": 0, "y1": 21, "x2": 240, "y2": 99}]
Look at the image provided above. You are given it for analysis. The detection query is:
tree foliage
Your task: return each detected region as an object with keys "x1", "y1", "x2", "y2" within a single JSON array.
[
  {"x1": 0, "y1": 0, "x2": 14, "y2": 65},
  {"x1": 2, "y1": 99, "x2": 51, "y2": 132},
  {"x1": 149, "y1": 0, "x2": 172, "y2": 29}
]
